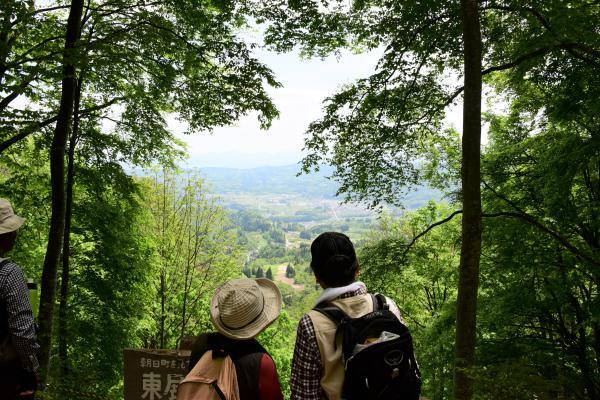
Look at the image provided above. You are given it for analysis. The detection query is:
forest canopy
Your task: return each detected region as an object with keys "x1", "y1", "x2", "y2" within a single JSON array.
[{"x1": 0, "y1": 0, "x2": 598, "y2": 399}]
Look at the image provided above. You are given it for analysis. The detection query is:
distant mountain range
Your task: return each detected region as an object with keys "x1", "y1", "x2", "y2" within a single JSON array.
[
  {"x1": 185, "y1": 152, "x2": 304, "y2": 169},
  {"x1": 197, "y1": 164, "x2": 339, "y2": 198},
  {"x1": 195, "y1": 164, "x2": 443, "y2": 209}
]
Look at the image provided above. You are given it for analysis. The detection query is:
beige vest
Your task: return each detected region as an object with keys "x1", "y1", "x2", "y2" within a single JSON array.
[{"x1": 306, "y1": 293, "x2": 374, "y2": 400}]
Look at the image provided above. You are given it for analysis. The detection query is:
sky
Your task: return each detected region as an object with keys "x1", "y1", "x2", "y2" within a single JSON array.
[
  {"x1": 174, "y1": 41, "x2": 464, "y2": 169},
  {"x1": 173, "y1": 48, "x2": 379, "y2": 168}
]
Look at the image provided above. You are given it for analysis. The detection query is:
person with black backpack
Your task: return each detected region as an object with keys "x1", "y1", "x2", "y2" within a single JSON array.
[
  {"x1": 0, "y1": 199, "x2": 39, "y2": 399},
  {"x1": 290, "y1": 232, "x2": 421, "y2": 400}
]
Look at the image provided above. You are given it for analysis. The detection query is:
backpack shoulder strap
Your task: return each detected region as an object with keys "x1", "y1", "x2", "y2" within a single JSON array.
[
  {"x1": 180, "y1": 351, "x2": 240, "y2": 400},
  {"x1": 370, "y1": 293, "x2": 379, "y2": 311},
  {"x1": 313, "y1": 301, "x2": 357, "y2": 353},
  {"x1": 211, "y1": 382, "x2": 227, "y2": 400},
  {"x1": 312, "y1": 301, "x2": 349, "y2": 324},
  {"x1": 374, "y1": 293, "x2": 389, "y2": 310}
]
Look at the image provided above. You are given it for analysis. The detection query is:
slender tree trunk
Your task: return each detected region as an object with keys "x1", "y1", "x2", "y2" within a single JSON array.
[
  {"x1": 593, "y1": 322, "x2": 600, "y2": 377},
  {"x1": 0, "y1": 30, "x2": 10, "y2": 87},
  {"x1": 432, "y1": 367, "x2": 438, "y2": 400},
  {"x1": 160, "y1": 272, "x2": 166, "y2": 349},
  {"x1": 181, "y1": 218, "x2": 193, "y2": 342},
  {"x1": 57, "y1": 78, "x2": 81, "y2": 377},
  {"x1": 454, "y1": 1, "x2": 482, "y2": 399},
  {"x1": 159, "y1": 171, "x2": 167, "y2": 349},
  {"x1": 37, "y1": 0, "x2": 84, "y2": 382}
]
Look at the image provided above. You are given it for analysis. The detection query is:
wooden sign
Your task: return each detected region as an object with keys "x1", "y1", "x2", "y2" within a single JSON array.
[{"x1": 123, "y1": 348, "x2": 191, "y2": 400}]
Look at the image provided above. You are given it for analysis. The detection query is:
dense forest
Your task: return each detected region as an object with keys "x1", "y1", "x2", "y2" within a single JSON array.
[{"x1": 0, "y1": 0, "x2": 599, "y2": 399}]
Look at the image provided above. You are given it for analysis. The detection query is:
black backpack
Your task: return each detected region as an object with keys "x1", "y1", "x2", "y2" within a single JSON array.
[{"x1": 313, "y1": 293, "x2": 421, "y2": 400}]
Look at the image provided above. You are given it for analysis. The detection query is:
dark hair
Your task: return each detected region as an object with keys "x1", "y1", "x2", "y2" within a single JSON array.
[
  {"x1": 0, "y1": 230, "x2": 17, "y2": 252},
  {"x1": 310, "y1": 232, "x2": 358, "y2": 287}
]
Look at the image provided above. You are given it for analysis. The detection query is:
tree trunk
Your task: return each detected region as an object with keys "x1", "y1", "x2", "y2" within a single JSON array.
[
  {"x1": 37, "y1": 0, "x2": 84, "y2": 382},
  {"x1": 0, "y1": 31, "x2": 10, "y2": 88},
  {"x1": 454, "y1": 1, "x2": 482, "y2": 399},
  {"x1": 58, "y1": 78, "x2": 81, "y2": 377},
  {"x1": 159, "y1": 172, "x2": 167, "y2": 349},
  {"x1": 160, "y1": 272, "x2": 166, "y2": 349},
  {"x1": 181, "y1": 229, "x2": 192, "y2": 342}
]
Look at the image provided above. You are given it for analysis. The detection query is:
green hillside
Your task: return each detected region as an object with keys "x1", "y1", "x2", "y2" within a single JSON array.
[{"x1": 198, "y1": 164, "x2": 443, "y2": 210}]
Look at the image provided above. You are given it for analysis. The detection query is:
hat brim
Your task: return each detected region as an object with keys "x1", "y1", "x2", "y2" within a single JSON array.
[
  {"x1": 0, "y1": 215, "x2": 24, "y2": 235},
  {"x1": 210, "y1": 278, "x2": 282, "y2": 340}
]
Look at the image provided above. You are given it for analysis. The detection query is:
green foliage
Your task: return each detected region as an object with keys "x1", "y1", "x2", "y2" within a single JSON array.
[
  {"x1": 2, "y1": 1, "x2": 599, "y2": 399},
  {"x1": 473, "y1": 78, "x2": 600, "y2": 396},
  {"x1": 256, "y1": 266, "x2": 265, "y2": 278},
  {"x1": 360, "y1": 202, "x2": 460, "y2": 399},
  {"x1": 1, "y1": 141, "x2": 153, "y2": 397},
  {"x1": 0, "y1": 143, "x2": 52, "y2": 279},
  {"x1": 285, "y1": 264, "x2": 296, "y2": 278},
  {"x1": 63, "y1": 185, "x2": 155, "y2": 395},
  {"x1": 256, "y1": 0, "x2": 600, "y2": 211},
  {"x1": 255, "y1": 2, "x2": 600, "y2": 397},
  {"x1": 255, "y1": 0, "x2": 465, "y2": 206},
  {"x1": 141, "y1": 169, "x2": 240, "y2": 349},
  {"x1": 231, "y1": 209, "x2": 274, "y2": 232},
  {"x1": 1, "y1": 0, "x2": 281, "y2": 152}
]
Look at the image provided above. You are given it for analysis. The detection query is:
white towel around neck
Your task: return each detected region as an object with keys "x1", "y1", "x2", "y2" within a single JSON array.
[{"x1": 314, "y1": 281, "x2": 367, "y2": 306}]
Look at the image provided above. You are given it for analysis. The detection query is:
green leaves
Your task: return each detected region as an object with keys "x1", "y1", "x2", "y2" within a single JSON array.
[
  {"x1": 142, "y1": 168, "x2": 241, "y2": 349},
  {"x1": 359, "y1": 202, "x2": 460, "y2": 398}
]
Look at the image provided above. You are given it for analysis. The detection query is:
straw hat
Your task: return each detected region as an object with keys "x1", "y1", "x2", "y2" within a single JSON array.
[
  {"x1": 0, "y1": 199, "x2": 24, "y2": 235},
  {"x1": 210, "y1": 278, "x2": 282, "y2": 340}
]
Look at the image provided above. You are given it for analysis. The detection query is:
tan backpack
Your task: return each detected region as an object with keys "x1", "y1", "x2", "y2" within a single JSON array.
[{"x1": 176, "y1": 350, "x2": 240, "y2": 400}]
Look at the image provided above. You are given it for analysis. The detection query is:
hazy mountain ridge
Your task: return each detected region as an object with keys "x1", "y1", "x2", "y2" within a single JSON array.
[
  {"x1": 196, "y1": 164, "x2": 442, "y2": 210},
  {"x1": 198, "y1": 164, "x2": 339, "y2": 198}
]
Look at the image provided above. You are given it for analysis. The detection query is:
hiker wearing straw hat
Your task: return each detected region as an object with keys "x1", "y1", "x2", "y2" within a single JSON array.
[
  {"x1": 178, "y1": 278, "x2": 284, "y2": 400},
  {"x1": 0, "y1": 199, "x2": 39, "y2": 399}
]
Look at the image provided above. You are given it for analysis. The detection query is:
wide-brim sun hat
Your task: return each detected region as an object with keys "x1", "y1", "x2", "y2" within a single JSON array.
[
  {"x1": 210, "y1": 278, "x2": 282, "y2": 340},
  {"x1": 0, "y1": 199, "x2": 25, "y2": 235}
]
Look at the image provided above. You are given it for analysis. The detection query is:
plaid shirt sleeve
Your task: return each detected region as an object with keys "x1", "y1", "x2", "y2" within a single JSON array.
[
  {"x1": 0, "y1": 261, "x2": 40, "y2": 371},
  {"x1": 290, "y1": 314, "x2": 322, "y2": 400}
]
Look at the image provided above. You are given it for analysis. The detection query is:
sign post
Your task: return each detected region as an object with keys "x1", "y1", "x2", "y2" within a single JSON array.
[{"x1": 123, "y1": 349, "x2": 191, "y2": 400}]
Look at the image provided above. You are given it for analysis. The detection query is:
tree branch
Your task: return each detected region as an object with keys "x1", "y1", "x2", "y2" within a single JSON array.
[
  {"x1": 10, "y1": 5, "x2": 71, "y2": 28},
  {"x1": 399, "y1": 205, "x2": 599, "y2": 268},
  {"x1": 481, "y1": 47, "x2": 552, "y2": 74},
  {"x1": 8, "y1": 35, "x2": 63, "y2": 66},
  {"x1": 0, "y1": 115, "x2": 58, "y2": 153},
  {"x1": 401, "y1": 210, "x2": 463, "y2": 260},
  {"x1": 483, "y1": 211, "x2": 600, "y2": 267},
  {"x1": 0, "y1": 65, "x2": 43, "y2": 112},
  {"x1": 0, "y1": 96, "x2": 124, "y2": 153},
  {"x1": 482, "y1": 5, "x2": 600, "y2": 68},
  {"x1": 482, "y1": 180, "x2": 599, "y2": 266},
  {"x1": 446, "y1": 46, "x2": 564, "y2": 106}
]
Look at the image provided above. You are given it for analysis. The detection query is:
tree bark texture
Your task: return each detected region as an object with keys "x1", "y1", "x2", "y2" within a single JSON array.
[
  {"x1": 58, "y1": 78, "x2": 81, "y2": 377},
  {"x1": 454, "y1": 1, "x2": 483, "y2": 399},
  {"x1": 37, "y1": 0, "x2": 84, "y2": 382}
]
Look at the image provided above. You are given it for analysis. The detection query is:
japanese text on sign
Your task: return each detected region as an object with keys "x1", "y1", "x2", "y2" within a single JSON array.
[{"x1": 124, "y1": 349, "x2": 191, "y2": 400}]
